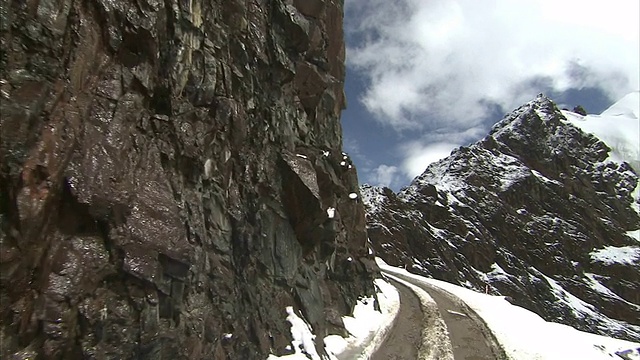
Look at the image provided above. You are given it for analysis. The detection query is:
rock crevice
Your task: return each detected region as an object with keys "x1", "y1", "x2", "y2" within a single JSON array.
[{"x1": 0, "y1": 0, "x2": 376, "y2": 359}]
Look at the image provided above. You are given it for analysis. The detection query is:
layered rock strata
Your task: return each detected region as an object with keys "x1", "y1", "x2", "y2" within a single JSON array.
[{"x1": 0, "y1": 0, "x2": 377, "y2": 358}]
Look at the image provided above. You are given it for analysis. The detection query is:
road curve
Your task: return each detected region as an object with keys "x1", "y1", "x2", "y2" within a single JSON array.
[
  {"x1": 371, "y1": 279, "x2": 425, "y2": 360},
  {"x1": 379, "y1": 271, "x2": 507, "y2": 360}
]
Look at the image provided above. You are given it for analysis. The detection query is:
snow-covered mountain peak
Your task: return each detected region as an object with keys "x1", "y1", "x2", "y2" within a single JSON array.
[
  {"x1": 601, "y1": 91, "x2": 640, "y2": 119},
  {"x1": 490, "y1": 93, "x2": 558, "y2": 129},
  {"x1": 401, "y1": 94, "x2": 564, "y2": 200},
  {"x1": 364, "y1": 95, "x2": 640, "y2": 342},
  {"x1": 562, "y1": 91, "x2": 639, "y2": 171}
]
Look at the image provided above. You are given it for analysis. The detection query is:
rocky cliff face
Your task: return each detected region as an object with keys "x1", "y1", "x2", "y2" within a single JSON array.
[
  {"x1": 363, "y1": 95, "x2": 640, "y2": 341},
  {"x1": 0, "y1": 0, "x2": 377, "y2": 358}
]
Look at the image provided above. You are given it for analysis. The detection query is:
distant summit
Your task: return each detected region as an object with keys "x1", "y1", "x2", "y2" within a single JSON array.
[
  {"x1": 563, "y1": 91, "x2": 640, "y2": 171},
  {"x1": 364, "y1": 95, "x2": 640, "y2": 342},
  {"x1": 601, "y1": 91, "x2": 640, "y2": 119}
]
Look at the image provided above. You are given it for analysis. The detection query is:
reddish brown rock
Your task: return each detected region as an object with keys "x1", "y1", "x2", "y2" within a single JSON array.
[{"x1": 0, "y1": 0, "x2": 377, "y2": 359}]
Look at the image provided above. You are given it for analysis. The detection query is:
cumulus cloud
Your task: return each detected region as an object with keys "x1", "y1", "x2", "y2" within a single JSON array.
[
  {"x1": 346, "y1": 0, "x2": 640, "y2": 131},
  {"x1": 401, "y1": 142, "x2": 458, "y2": 179},
  {"x1": 397, "y1": 125, "x2": 488, "y2": 179},
  {"x1": 371, "y1": 164, "x2": 401, "y2": 188}
]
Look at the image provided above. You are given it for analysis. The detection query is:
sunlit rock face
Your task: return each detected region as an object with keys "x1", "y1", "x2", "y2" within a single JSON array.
[
  {"x1": 0, "y1": 1, "x2": 377, "y2": 358},
  {"x1": 364, "y1": 95, "x2": 640, "y2": 342}
]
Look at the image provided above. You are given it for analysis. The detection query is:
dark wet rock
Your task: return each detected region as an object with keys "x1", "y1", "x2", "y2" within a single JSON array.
[
  {"x1": 364, "y1": 95, "x2": 640, "y2": 341},
  {"x1": 0, "y1": 0, "x2": 377, "y2": 359}
]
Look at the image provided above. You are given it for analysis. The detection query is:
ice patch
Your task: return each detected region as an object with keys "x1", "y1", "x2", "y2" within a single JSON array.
[
  {"x1": 204, "y1": 158, "x2": 213, "y2": 178},
  {"x1": 531, "y1": 169, "x2": 562, "y2": 186}
]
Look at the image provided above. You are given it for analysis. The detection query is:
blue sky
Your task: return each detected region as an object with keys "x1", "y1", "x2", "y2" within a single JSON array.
[{"x1": 340, "y1": 0, "x2": 640, "y2": 190}]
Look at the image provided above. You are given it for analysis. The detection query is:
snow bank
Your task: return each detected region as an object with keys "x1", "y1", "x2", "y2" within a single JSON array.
[
  {"x1": 382, "y1": 272, "x2": 454, "y2": 360},
  {"x1": 267, "y1": 307, "x2": 321, "y2": 360},
  {"x1": 267, "y1": 278, "x2": 400, "y2": 360},
  {"x1": 378, "y1": 258, "x2": 640, "y2": 360},
  {"x1": 324, "y1": 279, "x2": 400, "y2": 359}
]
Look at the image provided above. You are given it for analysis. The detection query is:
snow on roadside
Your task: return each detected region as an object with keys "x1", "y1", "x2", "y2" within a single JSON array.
[
  {"x1": 378, "y1": 258, "x2": 640, "y2": 360},
  {"x1": 267, "y1": 307, "x2": 321, "y2": 360},
  {"x1": 383, "y1": 273, "x2": 454, "y2": 360},
  {"x1": 325, "y1": 279, "x2": 400, "y2": 359},
  {"x1": 267, "y1": 278, "x2": 400, "y2": 360}
]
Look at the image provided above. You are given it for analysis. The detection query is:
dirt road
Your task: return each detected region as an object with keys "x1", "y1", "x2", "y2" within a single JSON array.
[
  {"x1": 377, "y1": 272, "x2": 506, "y2": 360},
  {"x1": 371, "y1": 279, "x2": 425, "y2": 360}
]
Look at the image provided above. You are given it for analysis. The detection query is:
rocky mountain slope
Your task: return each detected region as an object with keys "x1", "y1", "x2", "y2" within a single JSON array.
[
  {"x1": 363, "y1": 95, "x2": 640, "y2": 341},
  {"x1": 0, "y1": 1, "x2": 377, "y2": 359}
]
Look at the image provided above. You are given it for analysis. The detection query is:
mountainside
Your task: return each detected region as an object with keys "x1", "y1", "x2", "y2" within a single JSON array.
[
  {"x1": 0, "y1": 1, "x2": 377, "y2": 359},
  {"x1": 563, "y1": 91, "x2": 640, "y2": 172},
  {"x1": 363, "y1": 94, "x2": 640, "y2": 341}
]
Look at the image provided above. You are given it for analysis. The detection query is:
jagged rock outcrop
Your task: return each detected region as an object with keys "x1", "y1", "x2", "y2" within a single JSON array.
[
  {"x1": 363, "y1": 95, "x2": 640, "y2": 341},
  {"x1": 0, "y1": 1, "x2": 377, "y2": 359}
]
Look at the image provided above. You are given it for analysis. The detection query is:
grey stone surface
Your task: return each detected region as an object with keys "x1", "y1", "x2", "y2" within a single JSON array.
[{"x1": 0, "y1": 0, "x2": 377, "y2": 358}]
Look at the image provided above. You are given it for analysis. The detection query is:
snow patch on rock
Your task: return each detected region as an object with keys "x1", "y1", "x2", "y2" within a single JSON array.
[{"x1": 590, "y1": 246, "x2": 640, "y2": 265}]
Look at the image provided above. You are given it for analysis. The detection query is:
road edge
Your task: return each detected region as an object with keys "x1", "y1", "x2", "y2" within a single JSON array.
[
  {"x1": 383, "y1": 273, "x2": 455, "y2": 360},
  {"x1": 383, "y1": 267, "x2": 510, "y2": 360}
]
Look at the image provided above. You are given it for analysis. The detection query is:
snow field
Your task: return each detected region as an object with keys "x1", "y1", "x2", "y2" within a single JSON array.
[{"x1": 562, "y1": 91, "x2": 639, "y2": 169}]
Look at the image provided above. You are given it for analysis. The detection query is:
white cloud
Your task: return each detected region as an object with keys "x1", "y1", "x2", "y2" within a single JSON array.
[
  {"x1": 346, "y1": 0, "x2": 640, "y2": 131},
  {"x1": 371, "y1": 164, "x2": 401, "y2": 188},
  {"x1": 401, "y1": 142, "x2": 459, "y2": 179},
  {"x1": 396, "y1": 125, "x2": 487, "y2": 181}
]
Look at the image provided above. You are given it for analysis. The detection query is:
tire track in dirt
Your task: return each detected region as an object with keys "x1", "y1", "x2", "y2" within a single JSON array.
[
  {"x1": 380, "y1": 271, "x2": 507, "y2": 360},
  {"x1": 371, "y1": 279, "x2": 425, "y2": 360}
]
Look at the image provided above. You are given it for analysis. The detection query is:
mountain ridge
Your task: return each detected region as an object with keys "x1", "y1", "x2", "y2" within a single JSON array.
[{"x1": 364, "y1": 94, "x2": 640, "y2": 341}]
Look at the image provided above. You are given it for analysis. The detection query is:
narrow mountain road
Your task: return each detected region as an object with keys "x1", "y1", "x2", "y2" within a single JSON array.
[
  {"x1": 371, "y1": 279, "x2": 425, "y2": 360},
  {"x1": 378, "y1": 271, "x2": 507, "y2": 360}
]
